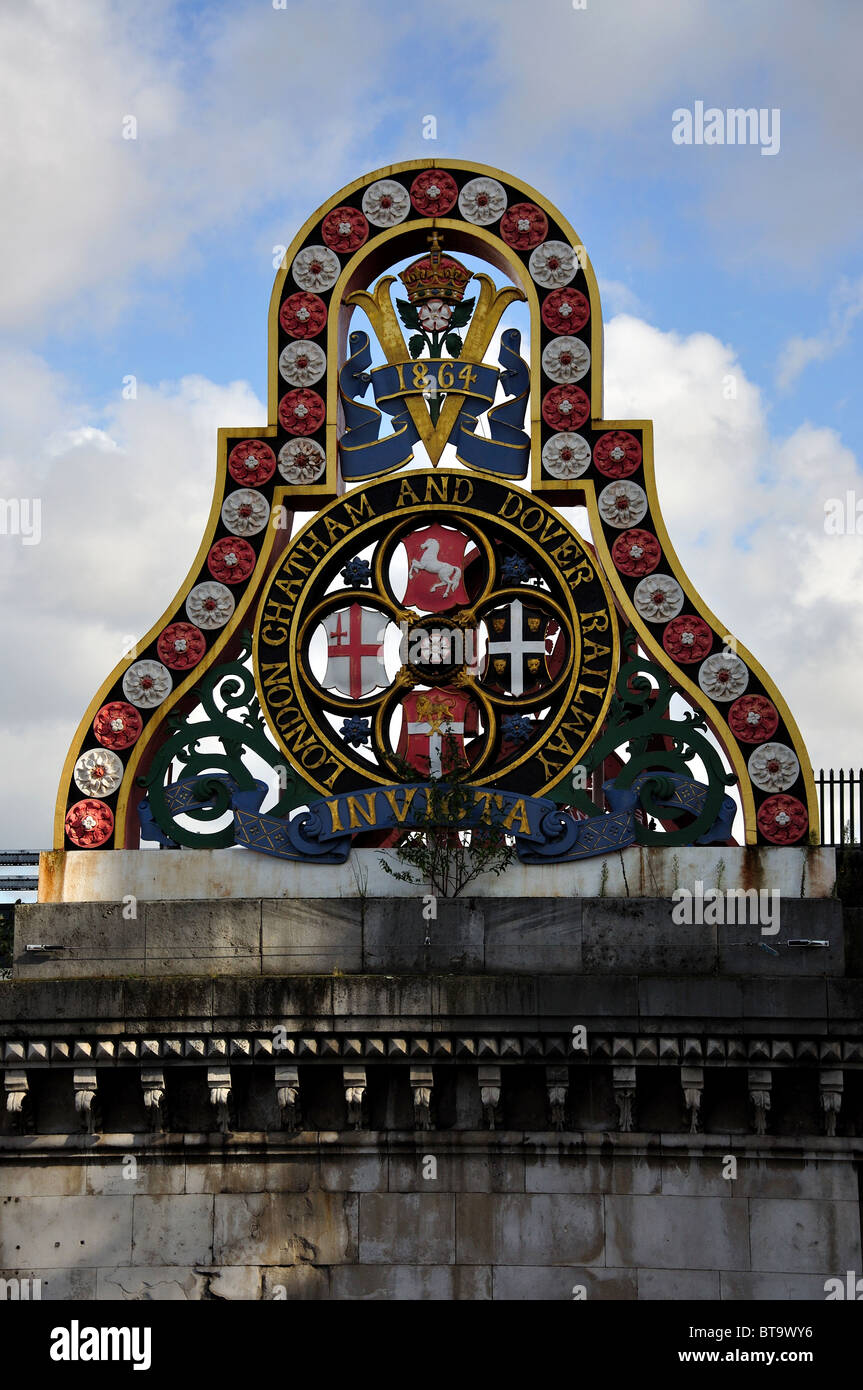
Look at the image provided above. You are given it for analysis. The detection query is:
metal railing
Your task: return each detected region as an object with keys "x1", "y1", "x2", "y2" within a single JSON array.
[
  {"x1": 815, "y1": 769, "x2": 863, "y2": 846},
  {"x1": 0, "y1": 852, "x2": 39, "y2": 894}
]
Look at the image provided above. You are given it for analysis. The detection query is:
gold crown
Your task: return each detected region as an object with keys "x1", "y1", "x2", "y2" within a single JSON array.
[{"x1": 399, "y1": 231, "x2": 472, "y2": 304}]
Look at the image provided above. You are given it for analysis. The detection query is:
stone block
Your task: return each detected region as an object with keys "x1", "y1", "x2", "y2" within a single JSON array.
[
  {"x1": 0, "y1": 1267, "x2": 96, "y2": 1300},
  {"x1": 536, "y1": 975, "x2": 637, "y2": 1019},
  {"x1": 262, "y1": 1265, "x2": 330, "y2": 1300},
  {"x1": 435, "y1": 974, "x2": 538, "y2": 1024},
  {"x1": 719, "y1": 1271, "x2": 839, "y2": 1300},
  {"x1": 387, "y1": 1149, "x2": 525, "y2": 1193},
  {"x1": 491, "y1": 1266, "x2": 636, "y2": 1300},
  {"x1": 214, "y1": 1192, "x2": 358, "y2": 1266},
  {"x1": 524, "y1": 1152, "x2": 660, "y2": 1196},
  {"x1": 97, "y1": 1266, "x2": 208, "y2": 1300},
  {"x1": 131, "y1": 1194, "x2": 214, "y2": 1266},
  {"x1": 604, "y1": 1195, "x2": 749, "y2": 1271},
  {"x1": 740, "y1": 979, "x2": 828, "y2": 1021},
  {"x1": 85, "y1": 1157, "x2": 185, "y2": 1196},
  {"x1": 0, "y1": 1161, "x2": 86, "y2": 1196},
  {"x1": 484, "y1": 899, "x2": 582, "y2": 972},
  {"x1": 732, "y1": 1159, "x2": 858, "y2": 1202},
  {"x1": 456, "y1": 1194, "x2": 604, "y2": 1266},
  {"x1": 262, "y1": 899, "x2": 362, "y2": 973},
  {"x1": 13, "y1": 902, "x2": 145, "y2": 976},
  {"x1": 358, "y1": 1193, "x2": 455, "y2": 1264},
  {"x1": 718, "y1": 899, "x2": 843, "y2": 976},
  {"x1": 637, "y1": 1268, "x2": 720, "y2": 1300},
  {"x1": 0, "y1": 1195, "x2": 132, "y2": 1268},
  {"x1": 363, "y1": 898, "x2": 484, "y2": 973},
  {"x1": 637, "y1": 978, "x2": 743, "y2": 1021},
  {"x1": 659, "y1": 1156, "x2": 734, "y2": 1197},
  {"x1": 0, "y1": 979, "x2": 124, "y2": 1025},
  {"x1": 320, "y1": 1150, "x2": 389, "y2": 1192},
  {"x1": 184, "y1": 1158, "x2": 318, "y2": 1194},
  {"x1": 212, "y1": 976, "x2": 333, "y2": 1031},
  {"x1": 142, "y1": 899, "x2": 260, "y2": 976},
  {"x1": 748, "y1": 1198, "x2": 861, "y2": 1273},
  {"x1": 582, "y1": 899, "x2": 717, "y2": 974},
  {"x1": 331, "y1": 1265, "x2": 490, "y2": 1300},
  {"x1": 332, "y1": 975, "x2": 434, "y2": 1028}
]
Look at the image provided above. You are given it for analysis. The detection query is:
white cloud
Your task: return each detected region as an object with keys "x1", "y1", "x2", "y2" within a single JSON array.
[
  {"x1": 0, "y1": 358, "x2": 265, "y2": 845},
  {"x1": 603, "y1": 313, "x2": 863, "y2": 774},
  {"x1": 0, "y1": 0, "x2": 407, "y2": 332}
]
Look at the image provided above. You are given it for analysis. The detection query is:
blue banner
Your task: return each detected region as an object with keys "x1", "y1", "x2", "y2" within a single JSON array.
[
  {"x1": 141, "y1": 772, "x2": 734, "y2": 862},
  {"x1": 451, "y1": 328, "x2": 531, "y2": 479},
  {"x1": 338, "y1": 331, "x2": 420, "y2": 479},
  {"x1": 337, "y1": 328, "x2": 531, "y2": 480}
]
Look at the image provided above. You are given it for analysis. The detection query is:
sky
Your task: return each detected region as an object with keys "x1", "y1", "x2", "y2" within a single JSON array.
[{"x1": 1, "y1": 0, "x2": 862, "y2": 856}]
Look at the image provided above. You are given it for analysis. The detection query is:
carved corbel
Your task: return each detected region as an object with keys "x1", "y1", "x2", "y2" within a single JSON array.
[
  {"x1": 275, "y1": 1066, "x2": 300, "y2": 1131},
  {"x1": 141, "y1": 1068, "x2": 166, "y2": 1132},
  {"x1": 4, "y1": 1069, "x2": 30, "y2": 1131},
  {"x1": 820, "y1": 1069, "x2": 843, "y2": 1137},
  {"x1": 748, "y1": 1068, "x2": 771, "y2": 1135},
  {"x1": 207, "y1": 1067, "x2": 232, "y2": 1134},
  {"x1": 478, "y1": 1065, "x2": 502, "y2": 1130},
  {"x1": 681, "y1": 1065, "x2": 703, "y2": 1134},
  {"x1": 410, "y1": 1066, "x2": 433, "y2": 1131},
  {"x1": 343, "y1": 1066, "x2": 367, "y2": 1130},
  {"x1": 546, "y1": 1065, "x2": 568, "y2": 1131},
  {"x1": 73, "y1": 1069, "x2": 99, "y2": 1135},
  {"x1": 613, "y1": 1065, "x2": 636, "y2": 1134}
]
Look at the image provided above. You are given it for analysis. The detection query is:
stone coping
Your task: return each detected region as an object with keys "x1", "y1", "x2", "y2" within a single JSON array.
[
  {"x1": 0, "y1": 1130, "x2": 860, "y2": 1156},
  {"x1": 38, "y1": 845, "x2": 836, "y2": 903}
]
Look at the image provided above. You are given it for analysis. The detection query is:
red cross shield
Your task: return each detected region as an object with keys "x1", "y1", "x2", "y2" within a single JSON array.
[
  {"x1": 320, "y1": 603, "x2": 389, "y2": 698},
  {"x1": 400, "y1": 524, "x2": 472, "y2": 613},
  {"x1": 397, "y1": 687, "x2": 477, "y2": 776}
]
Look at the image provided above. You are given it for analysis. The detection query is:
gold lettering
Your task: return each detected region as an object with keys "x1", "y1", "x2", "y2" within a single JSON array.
[
  {"x1": 498, "y1": 491, "x2": 522, "y2": 520},
  {"x1": 319, "y1": 761, "x2": 345, "y2": 791},
  {"x1": 297, "y1": 528, "x2": 328, "y2": 561},
  {"x1": 573, "y1": 678, "x2": 607, "y2": 700},
  {"x1": 263, "y1": 601, "x2": 295, "y2": 627},
  {"x1": 344, "y1": 493, "x2": 375, "y2": 525},
  {"x1": 260, "y1": 662, "x2": 292, "y2": 687},
  {"x1": 424, "y1": 476, "x2": 449, "y2": 504},
  {"x1": 396, "y1": 478, "x2": 420, "y2": 507},
  {"x1": 383, "y1": 787, "x2": 418, "y2": 823},
  {"x1": 261, "y1": 623, "x2": 287, "y2": 645},
  {"x1": 265, "y1": 684, "x2": 296, "y2": 709},
  {"x1": 324, "y1": 517, "x2": 350, "y2": 543},
  {"x1": 346, "y1": 792, "x2": 378, "y2": 829},
  {"x1": 327, "y1": 799, "x2": 344, "y2": 833},
  {"x1": 503, "y1": 798, "x2": 530, "y2": 833},
  {"x1": 520, "y1": 506, "x2": 544, "y2": 534},
  {"x1": 580, "y1": 610, "x2": 610, "y2": 634},
  {"x1": 452, "y1": 477, "x2": 474, "y2": 503},
  {"x1": 583, "y1": 640, "x2": 611, "y2": 664},
  {"x1": 539, "y1": 518, "x2": 568, "y2": 546},
  {"x1": 564, "y1": 558, "x2": 596, "y2": 587}
]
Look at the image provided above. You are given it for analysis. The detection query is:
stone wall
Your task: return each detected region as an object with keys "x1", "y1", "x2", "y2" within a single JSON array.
[
  {"x1": 1, "y1": 1140, "x2": 858, "y2": 1300},
  {"x1": 2, "y1": 859, "x2": 861, "y2": 1302}
]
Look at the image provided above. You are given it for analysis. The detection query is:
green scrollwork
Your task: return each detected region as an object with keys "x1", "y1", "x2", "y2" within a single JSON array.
[
  {"x1": 136, "y1": 631, "x2": 316, "y2": 848},
  {"x1": 549, "y1": 629, "x2": 737, "y2": 845}
]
